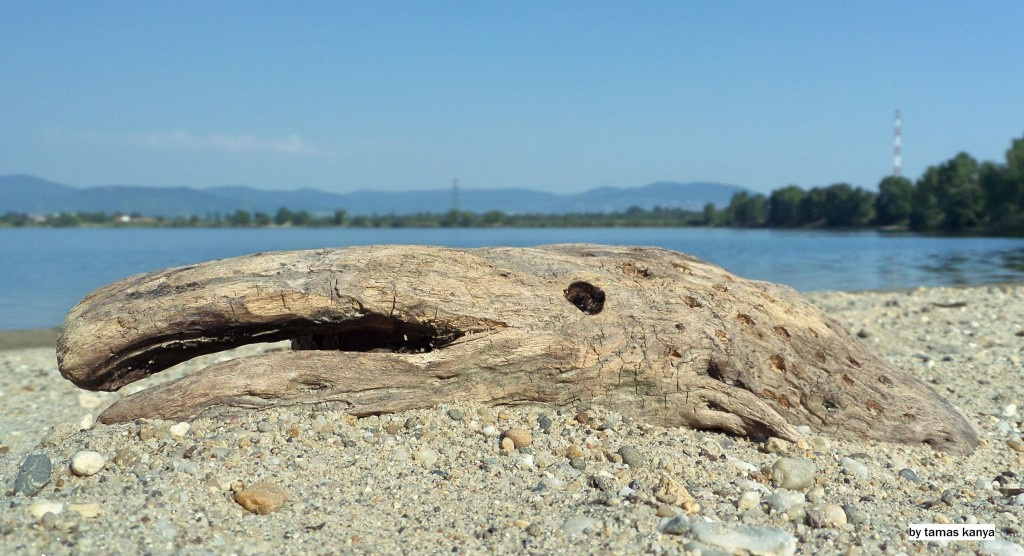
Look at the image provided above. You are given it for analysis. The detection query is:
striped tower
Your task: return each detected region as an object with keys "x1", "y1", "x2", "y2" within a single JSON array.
[{"x1": 893, "y1": 109, "x2": 902, "y2": 177}]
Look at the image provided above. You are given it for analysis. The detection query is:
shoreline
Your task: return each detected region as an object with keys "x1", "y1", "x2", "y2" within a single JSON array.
[{"x1": 0, "y1": 328, "x2": 59, "y2": 351}]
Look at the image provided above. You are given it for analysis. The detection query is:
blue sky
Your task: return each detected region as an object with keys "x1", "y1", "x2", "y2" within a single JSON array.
[{"x1": 2, "y1": 1, "x2": 1023, "y2": 194}]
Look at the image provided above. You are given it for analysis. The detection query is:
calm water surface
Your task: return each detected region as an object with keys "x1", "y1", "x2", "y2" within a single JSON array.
[{"x1": 2, "y1": 227, "x2": 1023, "y2": 329}]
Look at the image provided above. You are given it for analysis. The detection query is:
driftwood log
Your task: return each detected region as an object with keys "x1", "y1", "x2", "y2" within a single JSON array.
[{"x1": 57, "y1": 244, "x2": 978, "y2": 455}]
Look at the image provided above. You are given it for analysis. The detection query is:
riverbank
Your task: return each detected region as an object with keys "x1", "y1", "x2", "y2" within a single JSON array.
[{"x1": 2, "y1": 286, "x2": 1023, "y2": 555}]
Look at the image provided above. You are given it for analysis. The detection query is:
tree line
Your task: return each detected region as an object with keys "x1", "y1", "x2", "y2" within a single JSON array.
[
  {"x1": 5, "y1": 131, "x2": 1023, "y2": 234},
  {"x1": 719, "y1": 131, "x2": 1024, "y2": 233}
]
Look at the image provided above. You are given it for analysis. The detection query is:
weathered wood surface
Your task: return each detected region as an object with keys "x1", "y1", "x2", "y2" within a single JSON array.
[{"x1": 57, "y1": 244, "x2": 978, "y2": 454}]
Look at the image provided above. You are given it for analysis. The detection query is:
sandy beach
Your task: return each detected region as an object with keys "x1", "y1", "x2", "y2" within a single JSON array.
[{"x1": 2, "y1": 286, "x2": 1023, "y2": 555}]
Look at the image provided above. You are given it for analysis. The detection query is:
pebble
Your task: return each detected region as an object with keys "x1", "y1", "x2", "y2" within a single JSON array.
[
  {"x1": 657, "y1": 514, "x2": 691, "y2": 535},
  {"x1": 481, "y1": 425, "x2": 498, "y2": 437},
  {"x1": 502, "y1": 428, "x2": 532, "y2": 449},
  {"x1": 537, "y1": 414, "x2": 552, "y2": 431},
  {"x1": 806, "y1": 503, "x2": 848, "y2": 528},
  {"x1": 737, "y1": 491, "x2": 761, "y2": 511},
  {"x1": 70, "y1": 450, "x2": 106, "y2": 476},
  {"x1": 560, "y1": 516, "x2": 601, "y2": 535},
  {"x1": 690, "y1": 521, "x2": 797, "y2": 556},
  {"x1": 1008, "y1": 438, "x2": 1024, "y2": 453},
  {"x1": 413, "y1": 448, "x2": 439, "y2": 468},
  {"x1": 68, "y1": 502, "x2": 103, "y2": 518},
  {"x1": 839, "y1": 457, "x2": 869, "y2": 479},
  {"x1": 980, "y1": 539, "x2": 1024, "y2": 556},
  {"x1": 78, "y1": 413, "x2": 94, "y2": 430},
  {"x1": 233, "y1": 481, "x2": 288, "y2": 515},
  {"x1": 77, "y1": 391, "x2": 102, "y2": 409},
  {"x1": 446, "y1": 408, "x2": 464, "y2": 421},
  {"x1": 771, "y1": 457, "x2": 816, "y2": 490},
  {"x1": 766, "y1": 490, "x2": 805, "y2": 514},
  {"x1": 898, "y1": 468, "x2": 920, "y2": 482},
  {"x1": 28, "y1": 501, "x2": 64, "y2": 519},
  {"x1": 168, "y1": 422, "x2": 190, "y2": 438},
  {"x1": 1004, "y1": 404, "x2": 1019, "y2": 418},
  {"x1": 13, "y1": 453, "x2": 52, "y2": 496},
  {"x1": 617, "y1": 445, "x2": 644, "y2": 468}
]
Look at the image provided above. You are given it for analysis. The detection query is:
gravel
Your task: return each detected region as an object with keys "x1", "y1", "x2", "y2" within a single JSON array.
[{"x1": 2, "y1": 285, "x2": 1024, "y2": 554}]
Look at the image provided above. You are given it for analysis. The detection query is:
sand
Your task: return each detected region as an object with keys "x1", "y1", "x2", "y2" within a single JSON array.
[{"x1": 1, "y1": 286, "x2": 1023, "y2": 555}]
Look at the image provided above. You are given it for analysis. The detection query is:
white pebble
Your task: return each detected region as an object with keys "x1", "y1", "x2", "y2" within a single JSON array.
[
  {"x1": 1004, "y1": 404, "x2": 1019, "y2": 418},
  {"x1": 737, "y1": 491, "x2": 761, "y2": 511},
  {"x1": 28, "y1": 501, "x2": 64, "y2": 519},
  {"x1": 70, "y1": 450, "x2": 106, "y2": 476},
  {"x1": 169, "y1": 422, "x2": 191, "y2": 438},
  {"x1": 413, "y1": 448, "x2": 438, "y2": 468},
  {"x1": 68, "y1": 502, "x2": 103, "y2": 518},
  {"x1": 77, "y1": 392, "x2": 103, "y2": 409},
  {"x1": 482, "y1": 425, "x2": 498, "y2": 437},
  {"x1": 79, "y1": 413, "x2": 95, "y2": 431}
]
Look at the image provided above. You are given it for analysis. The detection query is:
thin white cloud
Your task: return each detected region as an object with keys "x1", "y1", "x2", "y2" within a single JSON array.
[{"x1": 46, "y1": 128, "x2": 326, "y2": 155}]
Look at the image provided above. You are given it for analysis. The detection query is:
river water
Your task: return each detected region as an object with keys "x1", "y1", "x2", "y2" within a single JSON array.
[{"x1": 2, "y1": 227, "x2": 1023, "y2": 329}]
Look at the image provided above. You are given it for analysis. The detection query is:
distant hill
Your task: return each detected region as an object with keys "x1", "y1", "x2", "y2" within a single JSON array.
[{"x1": 0, "y1": 174, "x2": 749, "y2": 217}]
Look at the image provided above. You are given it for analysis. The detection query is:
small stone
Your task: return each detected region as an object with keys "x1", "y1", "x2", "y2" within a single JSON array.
[
  {"x1": 79, "y1": 414, "x2": 95, "y2": 431},
  {"x1": 589, "y1": 473, "x2": 618, "y2": 492},
  {"x1": 898, "y1": 468, "x2": 920, "y2": 482},
  {"x1": 771, "y1": 457, "x2": 816, "y2": 490},
  {"x1": 13, "y1": 453, "x2": 52, "y2": 496},
  {"x1": 560, "y1": 516, "x2": 601, "y2": 536},
  {"x1": 113, "y1": 449, "x2": 140, "y2": 467},
  {"x1": 70, "y1": 451, "x2": 106, "y2": 477},
  {"x1": 806, "y1": 503, "x2": 847, "y2": 528},
  {"x1": 656, "y1": 504, "x2": 681, "y2": 518},
  {"x1": 766, "y1": 490, "x2": 805, "y2": 514},
  {"x1": 691, "y1": 521, "x2": 796, "y2": 556},
  {"x1": 538, "y1": 415, "x2": 553, "y2": 431},
  {"x1": 658, "y1": 514, "x2": 691, "y2": 535},
  {"x1": 618, "y1": 446, "x2": 644, "y2": 468},
  {"x1": 842, "y1": 504, "x2": 865, "y2": 525},
  {"x1": 482, "y1": 425, "x2": 498, "y2": 437},
  {"x1": 737, "y1": 491, "x2": 761, "y2": 511},
  {"x1": 934, "y1": 513, "x2": 951, "y2": 524},
  {"x1": 234, "y1": 481, "x2": 288, "y2": 515},
  {"x1": 569, "y1": 457, "x2": 587, "y2": 471},
  {"x1": 575, "y1": 411, "x2": 590, "y2": 425},
  {"x1": 168, "y1": 422, "x2": 190, "y2": 438},
  {"x1": 447, "y1": 408, "x2": 464, "y2": 421},
  {"x1": 1008, "y1": 438, "x2": 1024, "y2": 453},
  {"x1": 808, "y1": 436, "x2": 831, "y2": 452},
  {"x1": 839, "y1": 457, "x2": 869, "y2": 479},
  {"x1": 77, "y1": 391, "x2": 103, "y2": 409},
  {"x1": 655, "y1": 474, "x2": 699, "y2": 512},
  {"x1": 68, "y1": 503, "x2": 103, "y2": 519},
  {"x1": 28, "y1": 501, "x2": 64, "y2": 519},
  {"x1": 1004, "y1": 404, "x2": 1019, "y2": 418},
  {"x1": 413, "y1": 448, "x2": 439, "y2": 468},
  {"x1": 502, "y1": 428, "x2": 532, "y2": 449},
  {"x1": 980, "y1": 539, "x2": 1024, "y2": 556},
  {"x1": 500, "y1": 437, "x2": 516, "y2": 453}
]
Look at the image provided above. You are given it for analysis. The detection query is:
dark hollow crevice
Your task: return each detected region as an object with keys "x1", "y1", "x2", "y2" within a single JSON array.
[
  {"x1": 290, "y1": 313, "x2": 464, "y2": 353},
  {"x1": 705, "y1": 358, "x2": 747, "y2": 390},
  {"x1": 564, "y1": 281, "x2": 605, "y2": 314}
]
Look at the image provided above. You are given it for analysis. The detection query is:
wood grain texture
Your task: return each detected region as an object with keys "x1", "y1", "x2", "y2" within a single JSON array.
[{"x1": 57, "y1": 244, "x2": 978, "y2": 454}]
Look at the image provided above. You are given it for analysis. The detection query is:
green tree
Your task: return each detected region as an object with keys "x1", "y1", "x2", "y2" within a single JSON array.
[
  {"x1": 274, "y1": 207, "x2": 294, "y2": 225},
  {"x1": 768, "y1": 185, "x2": 806, "y2": 227},
  {"x1": 910, "y1": 167, "x2": 943, "y2": 231},
  {"x1": 227, "y1": 210, "x2": 252, "y2": 226},
  {"x1": 332, "y1": 209, "x2": 347, "y2": 226},
  {"x1": 874, "y1": 176, "x2": 914, "y2": 226},
  {"x1": 798, "y1": 187, "x2": 827, "y2": 225},
  {"x1": 702, "y1": 203, "x2": 717, "y2": 226},
  {"x1": 725, "y1": 192, "x2": 766, "y2": 227}
]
